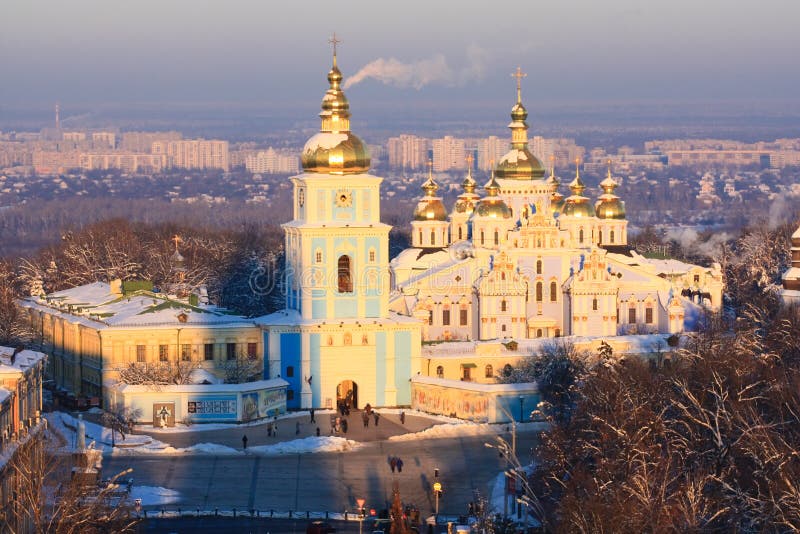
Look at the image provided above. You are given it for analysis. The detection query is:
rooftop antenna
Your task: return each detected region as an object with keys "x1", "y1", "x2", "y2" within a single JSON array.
[{"x1": 55, "y1": 103, "x2": 60, "y2": 130}]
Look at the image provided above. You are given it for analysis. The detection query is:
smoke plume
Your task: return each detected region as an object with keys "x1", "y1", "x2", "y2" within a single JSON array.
[{"x1": 343, "y1": 45, "x2": 489, "y2": 90}]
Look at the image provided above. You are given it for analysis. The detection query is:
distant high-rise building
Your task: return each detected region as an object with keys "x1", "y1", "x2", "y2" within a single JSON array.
[
  {"x1": 432, "y1": 136, "x2": 466, "y2": 172},
  {"x1": 387, "y1": 134, "x2": 428, "y2": 169},
  {"x1": 120, "y1": 131, "x2": 183, "y2": 153},
  {"x1": 91, "y1": 131, "x2": 116, "y2": 150},
  {"x1": 152, "y1": 139, "x2": 230, "y2": 171},
  {"x1": 476, "y1": 136, "x2": 506, "y2": 171},
  {"x1": 245, "y1": 148, "x2": 300, "y2": 174}
]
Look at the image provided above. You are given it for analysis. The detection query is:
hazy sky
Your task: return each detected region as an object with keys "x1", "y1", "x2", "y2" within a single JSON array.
[{"x1": 2, "y1": 0, "x2": 799, "y2": 111}]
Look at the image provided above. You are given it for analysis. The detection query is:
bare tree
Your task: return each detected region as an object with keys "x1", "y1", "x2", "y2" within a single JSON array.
[
  {"x1": 116, "y1": 359, "x2": 202, "y2": 387},
  {"x1": 222, "y1": 352, "x2": 262, "y2": 384}
]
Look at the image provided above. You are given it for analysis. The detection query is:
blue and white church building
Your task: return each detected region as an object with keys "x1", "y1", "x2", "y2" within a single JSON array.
[{"x1": 257, "y1": 50, "x2": 422, "y2": 410}]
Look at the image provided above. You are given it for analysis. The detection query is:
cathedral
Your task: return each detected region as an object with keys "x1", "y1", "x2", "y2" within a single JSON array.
[
  {"x1": 388, "y1": 69, "x2": 723, "y2": 343},
  {"x1": 259, "y1": 48, "x2": 723, "y2": 411}
]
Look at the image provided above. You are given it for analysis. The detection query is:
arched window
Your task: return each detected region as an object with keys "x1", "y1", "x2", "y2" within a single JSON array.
[
  {"x1": 501, "y1": 272, "x2": 506, "y2": 281},
  {"x1": 368, "y1": 248, "x2": 376, "y2": 262},
  {"x1": 494, "y1": 230, "x2": 499, "y2": 245},
  {"x1": 480, "y1": 230, "x2": 485, "y2": 245},
  {"x1": 610, "y1": 230, "x2": 615, "y2": 244},
  {"x1": 485, "y1": 364, "x2": 493, "y2": 378},
  {"x1": 592, "y1": 297, "x2": 598, "y2": 311},
  {"x1": 503, "y1": 364, "x2": 513, "y2": 377},
  {"x1": 579, "y1": 228, "x2": 584, "y2": 243},
  {"x1": 536, "y1": 282, "x2": 543, "y2": 302},
  {"x1": 536, "y1": 260, "x2": 542, "y2": 274},
  {"x1": 550, "y1": 281, "x2": 557, "y2": 302},
  {"x1": 418, "y1": 230, "x2": 423, "y2": 243},
  {"x1": 315, "y1": 250, "x2": 322, "y2": 263},
  {"x1": 430, "y1": 230, "x2": 436, "y2": 244},
  {"x1": 337, "y1": 255, "x2": 353, "y2": 293},
  {"x1": 501, "y1": 299, "x2": 507, "y2": 312},
  {"x1": 436, "y1": 365, "x2": 444, "y2": 378},
  {"x1": 343, "y1": 332, "x2": 352, "y2": 345},
  {"x1": 598, "y1": 230, "x2": 603, "y2": 244},
  {"x1": 458, "y1": 226, "x2": 463, "y2": 240},
  {"x1": 536, "y1": 328, "x2": 543, "y2": 338}
]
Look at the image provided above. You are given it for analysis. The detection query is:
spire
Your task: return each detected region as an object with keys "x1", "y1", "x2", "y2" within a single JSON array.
[
  {"x1": 545, "y1": 154, "x2": 560, "y2": 186},
  {"x1": 512, "y1": 66, "x2": 527, "y2": 106},
  {"x1": 320, "y1": 33, "x2": 350, "y2": 130},
  {"x1": 569, "y1": 158, "x2": 586, "y2": 195},
  {"x1": 508, "y1": 67, "x2": 529, "y2": 149},
  {"x1": 600, "y1": 159, "x2": 619, "y2": 193},
  {"x1": 422, "y1": 159, "x2": 439, "y2": 196},
  {"x1": 463, "y1": 153, "x2": 477, "y2": 193},
  {"x1": 485, "y1": 168, "x2": 501, "y2": 197},
  {"x1": 329, "y1": 32, "x2": 340, "y2": 68}
]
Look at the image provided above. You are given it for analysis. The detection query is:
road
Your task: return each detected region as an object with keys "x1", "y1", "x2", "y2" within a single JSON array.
[{"x1": 105, "y1": 431, "x2": 539, "y2": 518}]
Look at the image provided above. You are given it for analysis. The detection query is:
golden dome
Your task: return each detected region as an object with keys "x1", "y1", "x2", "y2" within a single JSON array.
[
  {"x1": 301, "y1": 49, "x2": 370, "y2": 175},
  {"x1": 495, "y1": 67, "x2": 544, "y2": 180},
  {"x1": 473, "y1": 174, "x2": 512, "y2": 219},
  {"x1": 596, "y1": 165, "x2": 626, "y2": 219},
  {"x1": 413, "y1": 199, "x2": 448, "y2": 221},
  {"x1": 561, "y1": 160, "x2": 594, "y2": 217},
  {"x1": 551, "y1": 191, "x2": 565, "y2": 216}
]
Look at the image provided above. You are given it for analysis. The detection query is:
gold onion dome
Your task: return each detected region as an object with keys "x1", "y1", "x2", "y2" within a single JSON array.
[
  {"x1": 596, "y1": 164, "x2": 626, "y2": 219},
  {"x1": 301, "y1": 43, "x2": 370, "y2": 175},
  {"x1": 561, "y1": 161, "x2": 595, "y2": 218},
  {"x1": 454, "y1": 161, "x2": 480, "y2": 214},
  {"x1": 473, "y1": 173, "x2": 512, "y2": 219},
  {"x1": 495, "y1": 67, "x2": 545, "y2": 181},
  {"x1": 413, "y1": 161, "x2": 448, "y2": 221}
]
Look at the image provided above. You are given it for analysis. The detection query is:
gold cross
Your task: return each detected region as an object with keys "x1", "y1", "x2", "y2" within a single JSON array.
[
  {"x1": 511, "y1": 66, "x2": 527, "y2": 103},
  {"x1": 466, "y1": 153, "x2": 474, "y2": 167},
  {"x1": 328, "y1": 33, "x2": 342, "y2": 65},
  {"x1": 172, "y1": 235, "x2": 181, "y2": 250}
]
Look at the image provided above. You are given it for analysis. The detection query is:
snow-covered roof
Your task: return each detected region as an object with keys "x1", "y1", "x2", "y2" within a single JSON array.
[
  {"x1": 106, "y1": 377, "x2": 288, "y2": 394},
  {"x1": 21, "y1": 282, "x2": 253, "y2": 330},
  {"x1": 0, "y1": 347, "x2": 46, "y2": 376}
]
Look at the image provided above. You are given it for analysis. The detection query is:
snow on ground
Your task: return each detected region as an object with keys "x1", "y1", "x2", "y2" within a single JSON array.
[
  {"x1": 130, "y1": 486, "x2": 181, "y2": 506},
  {"x1": 136, "y1": 409, "x2": 330, "y2": 434},
  {"x1": 47, "y1": 411, "x2": 361, "y2": 456},
  {"x1": 388, "y1": 421, "x2": 547, "y2": 442}
]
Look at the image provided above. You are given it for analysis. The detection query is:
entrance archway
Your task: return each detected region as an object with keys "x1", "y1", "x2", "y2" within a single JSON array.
[{"x1": 336, "y1": 380, "x2": 358, "y2": 410}]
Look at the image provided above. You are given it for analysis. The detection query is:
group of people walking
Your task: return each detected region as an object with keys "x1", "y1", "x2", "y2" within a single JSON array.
[{"x1": 389, "y1": 456, "x2": 405, "y2": 473}]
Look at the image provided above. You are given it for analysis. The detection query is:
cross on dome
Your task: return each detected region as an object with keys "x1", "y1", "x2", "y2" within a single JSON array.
[
  {"x1": 328, "y1": 33, "x2": 342, "y2": 66},
  {"x1": 511, "y1": 66, "x2": 527, "y2": 104}
]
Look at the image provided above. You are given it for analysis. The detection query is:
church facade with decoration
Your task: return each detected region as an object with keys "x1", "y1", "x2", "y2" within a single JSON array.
[{"x1": 389, "y1": 69, "x2": 723, "y2": 345}]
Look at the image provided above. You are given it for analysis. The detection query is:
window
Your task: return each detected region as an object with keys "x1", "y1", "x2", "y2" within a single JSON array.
[
  {"x1": 458, "y1": 226, "x2": 462, "y2": 240},
  {"x1": 442, "y1": 308, "x2": 451, "y2": 326},
  {"x1": 436, "y1": 366, "x2": 444, "y2": 378},
  {"x1": 287, "y1": 389, "x2": 294, "y2": 401},
  {"x1": 286, "y1": 366, "x2": 294, "y2": 378},
  {"x1": 645, "y1": 307, "x2": 653, "y2": 324},
  {"x1": 694, "y1": 274, "x2": 700, "y2": 283},
  {"x1": 460, "y1": 308, "x2": 468, "y2": 326},
  {"x1": 500, "y1": 300, "x2": 507, "y2": 312},
  {"x1": 344, "y1": 332, "x2": 352, "y2": 345},
  {"x1": 494, "y1": 230, "x2": 499, "y2": 245},
  {"x1": 599, "y1": 230, "x2": 603, "y2": 243},
  {"x1": 610, "y1": 230, "x2": 615, "y2": 244},
  {"x1": 536, "y1": 282, "x2": 543, "y2": 302},
  {"x1": 501, "y1": 324, "x2": 506, "y2": 332},
  {"x1": 369, "y1": 249, "x2": 376, "y2": 262},
  {"x1": 503, "y1": 364, "x2": 513, "y2": 377},
  {"x1": 431, "y1": 230, "x2": 436, "y2": 244},
  {"x1": 536, "y1": 328, "x2": 543, "y2": 338},
  {"x1": 480, "y1": 230, "x2": 485, "y2": 246},
  {"x1": 226, "y1": 343, "x2": 236, "y2": 360},
  {"x1": 418, "y1": 230, "x2": 423, "y2": 243},
  {"x1": 536, "y1": 260, "x2": 542, "y2": 274},
  {"x1": 550, "y1": 281, "x2": 557, "y2": 302},
  {"x1": 485, "y1": 364, "x2": 493, "y2": 378},
  {"x1": 428, "y1": 310, "x2": 433, "y2": 325},
  {"x1": 181, "y1": 344, "x2": 192, "y2": 362},
  {"x1": 555, "y1": 328, "x2": 561, "y2": 337},
  {"x1": 629, "y1": 306, "x2": 636, "y2": 324},
  {"x1": 592, "y1": 297, "x2": 598, "y2": 311},
  {"x1": 315, "y1": 251, "x2": 322, "y2": 263},
  {"x1": 159, "y1": 344, "x2": 169, "y2": 362},
  {"x1": 337, "y1": 255, "x2": 353, "y2": 293},
  {"x1": 136, "y1": 345, "x2": 146, "y2": 363},
  {"x1": 579, "y1": 228, "x2": 584, "y2": 243},
  {"x1": 462, "y1": 367, "x2": 472, "y2": 381},
  {"x1": 204, "y1": 343, "x2": 214, "y2": 361},
  {"x1": 247, "y1": 342, "x2": 257, "y2": 360}
]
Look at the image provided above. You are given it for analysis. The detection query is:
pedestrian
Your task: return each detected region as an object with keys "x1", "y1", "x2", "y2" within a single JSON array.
[
  {"x1": 274, "y1": 423, "x2": 278, "y2": 436},
  {"x1": 390, "y1": 457, "x2": 397, "y2": 473},
  {"x1": 341, "y1": 419, "x2": 348, "y2": 433},
  {"x1": 242, "y1": 434, "x2": 248, "y2": 450},
  {"x1": 267, "y1": 423, "x2": 272, "y2": 437},
  {"x1": 400, "y1": 411, "x2": 405, "y2": 425},
  {"x1": 310, "y1": 408, "x2": 315, "y2": 423},
  {"x1": 316, "y1": 426, "x2": 320, "y2": 437},
  {"x1": 396, "y1": 457, "x2": 403, "y2": 472},
  {"x1": 296, "y1": 421, "x2": 300, "y2": 435},
  {"x1": 374, "y1": 411, "x2": 380, "y2": 426},
  {"x1": 362, "y1": 412, "x2": 369, "y2": 428}
]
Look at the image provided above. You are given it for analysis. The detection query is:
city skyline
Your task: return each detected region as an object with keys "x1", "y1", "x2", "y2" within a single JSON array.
[{"x1": 2, "y1": 0, "x2": 799, "y2": 111}]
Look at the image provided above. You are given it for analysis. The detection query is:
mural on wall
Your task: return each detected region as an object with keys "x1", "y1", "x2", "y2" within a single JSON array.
[
  {"x1": 412, "y1": 385, "x2": 490, "y2": 422},
  {"x1": 152, "y1": 402, "x2": 175, "y2": 427},
  {"x1": 242, "y1": 392, "x2": 259, "y2": 421},
  {"x1": 187, "y1": 395, "x2": 238, "y2": 421},
  {"x1": 260, "y1": 389, "x2": 284, "y2": 418}
]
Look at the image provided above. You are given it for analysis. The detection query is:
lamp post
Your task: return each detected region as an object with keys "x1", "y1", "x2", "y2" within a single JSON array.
[
  {"x1": 433, "y1": 467, "x2": 441, "y2": 523},
  {"x1": 519, "y1": 395, "x2": 524, "y2": 423}
]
